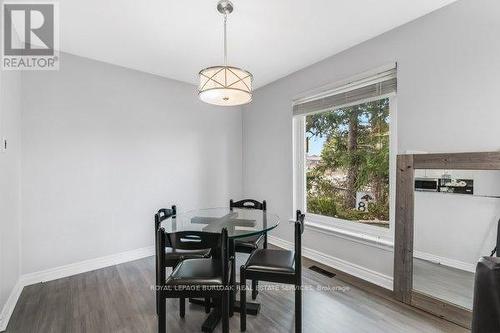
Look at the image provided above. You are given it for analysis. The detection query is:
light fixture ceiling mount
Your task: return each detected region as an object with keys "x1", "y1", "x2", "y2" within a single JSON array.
[
  {"x1": 198, "y1": 0, "x2": 253, "y2": 106},
  {"x1": 216, "y1": 0, "x2": 233, "y2": 15}
]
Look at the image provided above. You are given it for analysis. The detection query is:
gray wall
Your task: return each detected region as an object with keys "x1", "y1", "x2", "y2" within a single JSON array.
[
  {"x1": 242, "y1": 0, "x2": 500, "y2": 283},
  {"x1": 0, "y1": 70, "x2": 22, "y2": 327},
  {"x1": 20, "y1": 53, "x2": 243, "y2": 274}
]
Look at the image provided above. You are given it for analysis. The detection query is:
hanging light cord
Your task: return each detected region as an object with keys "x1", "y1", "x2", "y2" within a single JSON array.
[{"x1": 223, "y1": 12, "x2": 228, "y2": 66}]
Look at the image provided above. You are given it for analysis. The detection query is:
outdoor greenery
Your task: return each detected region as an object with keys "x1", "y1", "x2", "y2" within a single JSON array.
[{"x1": 306, "y1": 98, "x2": 390, "y2": 227}]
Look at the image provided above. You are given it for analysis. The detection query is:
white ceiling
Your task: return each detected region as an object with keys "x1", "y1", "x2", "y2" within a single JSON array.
[{"x1": 59, "y1": 0, "x2": 457, "y2": 88}]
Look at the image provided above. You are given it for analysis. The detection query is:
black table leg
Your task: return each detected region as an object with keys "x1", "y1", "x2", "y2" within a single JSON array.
[
  {"x1": 190, "y1": 297, "x2": 260, "y2": 315},
  {"x1": 190, "y1": 237, "x2": 262, "y2": 332},
  {"x1": 200, "y1": 297, "x2": 221, "y2": 333},
  {"x1": 233, "y1": 300, "x2": 261, "y2": 315},
  {"x1": 189, "y1": 298, "x2": 215, "y2": 307},
  {"x1": 231, "y1": 239, "x2": 261, "y2": 315},
  {"x1": 229, "y1": 239, "x2": 236, "y2": 317},
  {"x1": 191, "y1": 294, "x2": 260, "y2": 333},
  {"x1": 201, "y1": 310, "x2": 221, "y2": 333}
]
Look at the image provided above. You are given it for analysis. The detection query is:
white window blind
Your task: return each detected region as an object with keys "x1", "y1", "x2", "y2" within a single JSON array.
[{"x1": 293, "y1": 68, "x2": 397, "y2": 116}]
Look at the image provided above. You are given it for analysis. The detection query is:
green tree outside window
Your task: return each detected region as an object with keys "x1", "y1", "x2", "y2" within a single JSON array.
[{"x1": 305, "y1": 98, "x2": 390, "y2": 228}]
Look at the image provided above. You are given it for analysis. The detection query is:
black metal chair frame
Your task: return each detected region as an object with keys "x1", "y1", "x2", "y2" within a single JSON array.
[
  {"x1": 240, "y1": 210, "x2": 305, "y2": 332},
  {"x1": 230, "y1": 199, "x2": 268, "y2": 250},
  {"x1": 154, "y1": 206, "x2": 211, "y2": 317},
  {"x1": 155, "y1": 206, "x2": 176, "y2": 267},
  {"x1": 156, "y1": 227, "x2": 232, "y2": 333},
  {"x1": 155, "y1": 206, "x2": 176, "y2": 315},
  {"x1": 230, "y1": 199, "x2": 267, "y2": 302}
]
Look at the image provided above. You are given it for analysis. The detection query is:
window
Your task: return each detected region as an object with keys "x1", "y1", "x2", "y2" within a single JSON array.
[{"x1": 294, "y1": 68, "x2": 396, "y2": 237}]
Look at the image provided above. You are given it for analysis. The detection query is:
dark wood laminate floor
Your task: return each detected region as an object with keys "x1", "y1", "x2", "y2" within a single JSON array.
[{"x1": 5, "y1": 255, "x2": 468, "y2": 333}]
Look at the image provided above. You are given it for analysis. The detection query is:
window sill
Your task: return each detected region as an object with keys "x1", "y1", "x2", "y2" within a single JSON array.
[{"x1": 288, "y1": 218, "x2": 394, "y2": 251}]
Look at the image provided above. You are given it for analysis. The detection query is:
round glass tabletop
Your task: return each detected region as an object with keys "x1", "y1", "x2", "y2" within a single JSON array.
[{"x1": 159, "y1": 207, "x2": 280, "y2": 239}]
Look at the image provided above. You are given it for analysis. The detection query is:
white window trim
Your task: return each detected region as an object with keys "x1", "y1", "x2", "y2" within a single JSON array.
[
  {"x1": 286, "y1": 217, "x2": 394, "y2": 251},
  {"x1": 293, "y1": 95, "x2": 397, "y2": 244}
]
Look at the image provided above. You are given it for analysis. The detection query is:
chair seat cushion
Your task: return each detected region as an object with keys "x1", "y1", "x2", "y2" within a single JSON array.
[
  {"x1": 166, "y1": 258, "x2": 223, "y2": 286},
  {"x1": 245, "y1": 249, "x2": 295, "y2": 274},
  {"x1": 165, "y1": 247, "x2": 211, "y2": 261},
  {"x1": 235, "y1": 234, "x2": 264, "y2": 253}
]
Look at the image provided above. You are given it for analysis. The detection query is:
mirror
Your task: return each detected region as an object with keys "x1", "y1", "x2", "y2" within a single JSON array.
[{"x1": 412, "y1": 169, "x2": 500, "y2": 309}]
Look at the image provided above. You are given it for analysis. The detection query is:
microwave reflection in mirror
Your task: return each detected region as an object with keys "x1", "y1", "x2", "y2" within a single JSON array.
[{"x1": 413, "y1": 169, "x2": 500, "y2": 310}]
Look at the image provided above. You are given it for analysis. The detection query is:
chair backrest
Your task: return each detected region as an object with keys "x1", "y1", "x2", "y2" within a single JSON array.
[
  {"x1": 295, "y1": 209, "x2": 305, "y2": 235},
  {"x1": 294, "y1": 210, "x2": 305, "y2": 278},
  {"x1": 230, "y1": 199, "x2": 266, "y2": 211},
  {"x1": 156, "y1": 227, "x2": 229, "y2": 285},
  {"x1": 154, "y1": 205, "x2": 177, "y2": 231},
  {"x1": 167, "y1": 231, "x2": 221, "y2": 253},
  {"x1": 231, "y1": 198, "x2": 269, "y2": 249}
]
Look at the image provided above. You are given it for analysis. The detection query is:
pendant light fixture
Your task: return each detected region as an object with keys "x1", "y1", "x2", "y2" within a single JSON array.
[{"x1": 198, "y1": 0, "x2": 253, "y2": 106}]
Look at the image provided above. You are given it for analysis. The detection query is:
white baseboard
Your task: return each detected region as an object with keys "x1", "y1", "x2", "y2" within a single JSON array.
[
  {"x1": 268, "y1": 235, "x2": 393, "y2": 290},
  {"x1": 414, "y1": 250, "x2": 476, "y2": 273},
  {"x1": 0, "y1": 280, "x2": 23, "y2": 332},
  {"x1": 0, "y1": 246, "x2": 154, "y2": 332},
  {"x1": 20, "y1": 246, "x2": 154, "y2": 286}
]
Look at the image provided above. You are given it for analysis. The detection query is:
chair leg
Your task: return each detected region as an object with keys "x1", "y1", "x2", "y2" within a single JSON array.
[
  {"x1": 155, "y1": 272, "x2": 159, "y2": 315},
  {"x1": 222, "y1": 292, "x2": 229, "y2": 333},
  {"x1": 156, "y1": 291, "x2": 160, "y2": 315},
  {"x1": 230, "y1": 255, "x2": 236, "y2": 317},
  {"x1": 295, "y1": 284, "x2": 302, "y2": 333},
  {"x1": 240, "y1": 266, "x2": 246, "y2": 332},
  {"x1": 179, "y1": 297, "x2": 185, "y2": 318},
  {"x1": 205, "y1": 297, "x2": 211, "y2": 313},
  {"x1": 252, "y1": 280, "x2": 258, "y2": 300},
  {"x1": 158, "y1": 293, "x2": 166, "y2": 333}
]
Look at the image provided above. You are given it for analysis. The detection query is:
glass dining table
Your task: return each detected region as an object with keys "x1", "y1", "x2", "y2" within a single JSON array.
[{"x1": 159, "y1": 207, "x2": 280, "y2": 332}]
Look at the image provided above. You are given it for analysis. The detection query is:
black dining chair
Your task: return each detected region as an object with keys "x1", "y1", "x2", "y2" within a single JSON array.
[
  {"x1": 240, "y1": 210, "x2": 305, "y2": 332},
  {"x1": 156, "y1": 227, "x2": 231, "y2": 333},
  {"x1": 154, "y1": 206, "x2": 212, "y2": 315},
  {"x1": 230, "y1": 199, "x2": 267, "y2": 300}
]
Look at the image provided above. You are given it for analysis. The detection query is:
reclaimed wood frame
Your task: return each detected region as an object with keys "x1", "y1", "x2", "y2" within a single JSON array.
[{"x1": 394, "y1": 151, "x2": 500, "y2": 328}]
